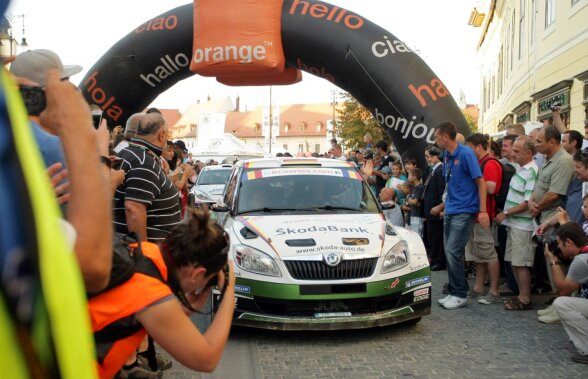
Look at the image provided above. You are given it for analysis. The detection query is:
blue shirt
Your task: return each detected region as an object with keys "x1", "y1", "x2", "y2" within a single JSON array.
[
  {"x1": 565, "y1": 177, "x2": 585, "y2": 224},
  {"x1": 30, "y1": 120, "x2": 66, "y2": 169},
  {"x1": 443, "y1": 144, "x2": 482, "y2": 215}
]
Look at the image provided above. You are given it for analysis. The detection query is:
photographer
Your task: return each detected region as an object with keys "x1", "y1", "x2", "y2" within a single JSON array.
[
  {"x1": 89, "y1": 208, "x2": 236, "y2": 378},
  {"x1": 546, "y1": 223, "x2": 588, "y2": 364}
]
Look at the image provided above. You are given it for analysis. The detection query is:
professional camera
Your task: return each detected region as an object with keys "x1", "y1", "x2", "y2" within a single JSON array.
[
  {"x1": 533, "y1": 231, "x2": 570, "y2": 263},
  {"x1": 550, "y1": 101, "x2": 562, "y2": 112},
  {"x1": 19, "y1": 85, "x2": 46, "y2": 116}
]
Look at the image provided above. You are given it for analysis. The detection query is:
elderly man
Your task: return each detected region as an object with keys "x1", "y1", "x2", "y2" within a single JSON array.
[
  {"x1": 496, "y1": 136, "x2": 538, "y2": 310},
  {"x1": 113, "y1": 112, "x2": 180, "y2": 375},
  {"x1": 114, "y1": 112, "x2": 145, "y2": 153},
  {"x1": 529, "y1": 125, "x2": 574, "y2": 296}
]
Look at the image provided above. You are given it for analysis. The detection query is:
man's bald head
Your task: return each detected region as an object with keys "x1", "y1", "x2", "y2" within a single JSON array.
[{"x1": 125, "y1": 112, "x2": 145, "y2": 139}]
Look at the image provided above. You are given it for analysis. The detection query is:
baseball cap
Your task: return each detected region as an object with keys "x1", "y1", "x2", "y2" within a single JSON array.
[
  {"x1": 381, "y1": 166, "x2": 392, "y2": 175},
  {"x1": 174, "y1": 140, "x2": 188, "y2": 153},
  {"x1": 9, "y1": 49, "x2": 82, "y2": 86}
]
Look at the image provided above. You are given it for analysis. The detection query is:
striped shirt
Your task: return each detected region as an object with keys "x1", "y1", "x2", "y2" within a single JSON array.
[
  {"x1": 501, "y1": 160, "x2": 538, "y2": 231},
  {"x1": 113, "y1": 139, "x2": 181, "y2": 242}
]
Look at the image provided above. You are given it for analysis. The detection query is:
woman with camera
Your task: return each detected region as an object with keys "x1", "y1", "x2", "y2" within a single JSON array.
[{"x1": 88, "y1": 208, "x2": 235, "y2": 379}]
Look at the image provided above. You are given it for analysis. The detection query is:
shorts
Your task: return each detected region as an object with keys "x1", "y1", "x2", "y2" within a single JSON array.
[
  {"x1": 505, "y1": 227, "x2": 535, "y2": 267},
  {"x1": 465, "y1": 223, "x2": 497, "y2": 263}
]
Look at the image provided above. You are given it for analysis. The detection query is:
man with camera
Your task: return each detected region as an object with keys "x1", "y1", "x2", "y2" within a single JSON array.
[
  {"x1": 9, "y1": 50, "x2": 83, "y2": 198},
  {"x1": 546, "y1": 223, "x2": 588, "y2": 364}
]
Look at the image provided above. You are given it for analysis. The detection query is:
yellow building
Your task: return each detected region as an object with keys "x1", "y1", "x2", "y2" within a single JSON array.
[{"x1": 476, "y1": 0, "x2": 588, "y2": 134}]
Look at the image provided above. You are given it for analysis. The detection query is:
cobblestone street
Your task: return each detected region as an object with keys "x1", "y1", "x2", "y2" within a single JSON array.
[{"x1": 164, "y1": 270, "x2": 586, "y2": 378}]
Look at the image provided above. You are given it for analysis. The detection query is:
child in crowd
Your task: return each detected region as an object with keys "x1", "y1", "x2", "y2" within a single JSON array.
[
  {"x1": 399, "y1": 181, "x2": 414, "y2": 226},
  {"x1": 379, "y1": 187, "x2": 404, "y2": 227},
  {"x1": 389, "y1": 161, "x2": 407, "y2": 205},
  {"x1": 406, "y1": 168, "x2": 425, "y2": 238}
]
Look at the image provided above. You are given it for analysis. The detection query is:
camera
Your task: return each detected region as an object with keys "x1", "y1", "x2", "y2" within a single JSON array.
[
  {"x1": 19, "y1": 85, "x2": 46, "y2": 116},
  {"x1": 533, "y1": 232, "x2": 568, "y2": 262},
  {"x1": 550, "y1": 101, "x2": 562, "y2": 112}
]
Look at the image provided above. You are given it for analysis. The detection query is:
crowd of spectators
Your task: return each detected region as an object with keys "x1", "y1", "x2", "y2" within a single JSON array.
[
  {"x1": 373, "y1": 119, "x2": 588, "y2": 365},
  {"x1": 1, "y1": 46, "x2": 235, "y2": 379}
]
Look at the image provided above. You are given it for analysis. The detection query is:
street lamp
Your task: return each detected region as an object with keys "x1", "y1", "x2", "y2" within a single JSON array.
[{"x1": 0, "y1": 14, "x2": 29, "y2": 57}]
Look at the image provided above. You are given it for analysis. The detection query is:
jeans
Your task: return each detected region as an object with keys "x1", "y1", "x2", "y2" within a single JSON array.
[{"x1": 444, "y1": 213, "x2": 476, "y2": 298}]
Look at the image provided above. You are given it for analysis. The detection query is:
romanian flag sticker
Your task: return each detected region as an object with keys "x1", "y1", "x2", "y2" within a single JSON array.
[
  {"x1": 341, "y1": 169, "x2": 363, "y2": 181},
  {"x1": 242, "y1": 170, "x2": 264, "y2": 181}
]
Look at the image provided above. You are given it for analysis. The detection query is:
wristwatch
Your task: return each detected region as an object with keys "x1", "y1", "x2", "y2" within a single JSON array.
[
  {"x1": 503, "y1": 210, "x2": 509, "y2": 216},
  {"x1": 549, "y1": 261, "x2": 560, "y2": 267}
]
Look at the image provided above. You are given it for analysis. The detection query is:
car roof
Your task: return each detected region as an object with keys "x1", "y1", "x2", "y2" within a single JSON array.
[
  {"x1": 201, "y1": 164, "x2": 233, "y2": 171},
  {"x1": 234, "y1": 157, "x2": 357, "y2": 169}
]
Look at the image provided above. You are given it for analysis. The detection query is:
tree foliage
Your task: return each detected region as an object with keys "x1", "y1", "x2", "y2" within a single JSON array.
[
  {"x1": 463, "y1": 110, "x2": 478, "y2": 133},
  {"x1": 335, "y1": 92, "x2": 386, "y2": 151}
]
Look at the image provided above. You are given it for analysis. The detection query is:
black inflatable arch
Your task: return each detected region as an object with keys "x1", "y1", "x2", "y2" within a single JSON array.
[{"x1": 80, "y1": 0, "x2": 469, "y2": 167}]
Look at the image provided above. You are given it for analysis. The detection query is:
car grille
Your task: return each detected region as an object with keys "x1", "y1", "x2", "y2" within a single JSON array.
[
  {"x1": 284, "y1": 258, "x2": 378, "y2": 280},
  {"x1": 245, "y1": 294, "x2": 402, "y2": 316}
]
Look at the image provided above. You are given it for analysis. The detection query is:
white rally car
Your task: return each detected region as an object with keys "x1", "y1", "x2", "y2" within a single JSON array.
[{"x1": 213, "y1": 158, "x2": 431, "y2": 330}]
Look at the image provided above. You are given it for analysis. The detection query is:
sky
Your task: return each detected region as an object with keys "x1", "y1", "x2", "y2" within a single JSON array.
[{"x1": 6, "y1": 0, "x2": 485, "y2": 113}]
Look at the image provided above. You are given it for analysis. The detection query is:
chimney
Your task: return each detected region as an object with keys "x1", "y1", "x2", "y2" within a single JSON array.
[{"x1": 235, "y1": 95, "x2": 240, "y2": 112}]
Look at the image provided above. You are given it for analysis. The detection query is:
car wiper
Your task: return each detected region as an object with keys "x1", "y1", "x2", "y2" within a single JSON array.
[
  {"x1": 239, "y1": 207, "x2": 300, "y2": 214},
  {"x1": 300, "y1": 205, "x2": 363, "y2": 211}
]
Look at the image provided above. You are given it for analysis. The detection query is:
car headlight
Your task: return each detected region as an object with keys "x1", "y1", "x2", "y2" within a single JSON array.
[
  {"x1": 193, "y1": 189, "x2": 214, "y2": 202},
  {"x1": 234, "y1": 245, "x2": 281, "y2": 277},
  {"x1": 381, "y1": 240, "x2": 410, "y2": 273}
]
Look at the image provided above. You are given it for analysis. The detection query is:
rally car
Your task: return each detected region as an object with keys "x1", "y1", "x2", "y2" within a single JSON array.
[{"x1": 212, "y1": 158, "x2": 431, "y2": 330}]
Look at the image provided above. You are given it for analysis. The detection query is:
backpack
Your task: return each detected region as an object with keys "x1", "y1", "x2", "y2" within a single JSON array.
[{"x1": 480, "y1": 157, "x2": 516, "y2": 212}]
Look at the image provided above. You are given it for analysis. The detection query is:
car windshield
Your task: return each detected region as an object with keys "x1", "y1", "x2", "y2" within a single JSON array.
[
  {"x1": 237, "y1": 166, "x2": 379, "y2": 214},
  {"x1": 197, "y1": 168, "x2": 232, "y2": 185}
]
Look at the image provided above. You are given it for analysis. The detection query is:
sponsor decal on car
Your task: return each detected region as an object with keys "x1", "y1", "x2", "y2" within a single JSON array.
[
  {"x1": 242, "y1": 168, "x2": 362, "y2": 181},
  {"x1": 235, "y1": 285, "x2": 251, "y2": 294},
  {"x1": 384, "y1": 278, "x2": 400, "y2": 291},
  {"x1": 405, "y1": 276, "x2": 430, "y2": 288},
  {"x1": 413, "y1": 293, "x2": 430, "y2": 302},
  {"x1": 413, "y1": 288, "x2": 429, "y2": 296}
]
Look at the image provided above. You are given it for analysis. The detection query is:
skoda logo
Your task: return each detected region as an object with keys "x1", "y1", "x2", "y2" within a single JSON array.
[{"x1": 324, "y1": 253, "x2": 341, "y2": 267}]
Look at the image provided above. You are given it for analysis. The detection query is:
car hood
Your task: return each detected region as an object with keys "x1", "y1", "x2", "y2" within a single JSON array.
[
  {"x1": 195, "y1": 184, "x2": 225, "y2": 196},
  {"x1": 233, "y1": 214, "x2": 389, "y2": 259}
]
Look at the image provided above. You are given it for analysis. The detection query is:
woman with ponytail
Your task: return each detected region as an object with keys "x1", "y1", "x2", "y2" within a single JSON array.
[{"x1": 88, "y1": 208, "x2": 235, "y2": 379}]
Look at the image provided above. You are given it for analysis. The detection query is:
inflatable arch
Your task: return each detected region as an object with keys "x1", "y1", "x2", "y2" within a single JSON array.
[{"x1": 79, "y1": 0, "x2": 469, "y2": 167}]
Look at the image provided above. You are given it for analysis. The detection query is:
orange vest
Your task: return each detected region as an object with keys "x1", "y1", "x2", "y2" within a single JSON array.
[{"x1": 88, "y1": 242, "x2": 172, "y2": 379}]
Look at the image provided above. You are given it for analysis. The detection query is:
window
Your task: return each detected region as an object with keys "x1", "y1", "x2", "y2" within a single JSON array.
[
  {"x1": 283, "y1": 122, "x2": 290, "y2": 133},
  {"x1": 530, "y1": 0, "x2": 536, "y2": 46},
  {"x1": 498, "y1": 47, "x2": 503, "y2": 95},
  {"x1": 315, "y1": 121, "x2": 323, "y2": 131},
  {"x1": 299, "y1": 122, "x2": 307, "y2": 132},
  {"x1": 315, "y1": 144, "x2": 321, "y2": 154},
  {"x1": 518, "y1": 0, "x2": 525, "y2": 60},
  {"x1": 283, "y1": 144, "x2": 288, "y2": 151},
  {"x1": 298, "y1": 144, "x2": 304, "y2": 153},
  {"x1": 545, "y1": 0, "x2": 555, "y2": 28},
  {"x1": 510, "y1": 11, "x2": 515, "y2": 70}
]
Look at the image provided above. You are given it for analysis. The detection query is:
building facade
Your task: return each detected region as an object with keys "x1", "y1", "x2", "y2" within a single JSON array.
[{"x1": 476, "y1": 0, "x2": 588, "y2": 134}]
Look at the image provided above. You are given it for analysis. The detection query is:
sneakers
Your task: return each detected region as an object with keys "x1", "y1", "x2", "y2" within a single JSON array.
[
  {"x1": 467, "y1": 289, "x2": 484, "y2": 298},
  {"x1": 478, "y1": 292, "x2": 501, "y2": 305},
  {"x1": 537, "y1": 305, "x2": 554, "y2": 316},
  {"x1": 137, "y1": 353, "x2": 172, "y2": 371},
  {"x1": 442, "y1": 296, "x2": 467, "y2": 310},
  {"x1": 117, "y1": 364, "x2": 162, "y2": 379},
  {"x1": 438, "y1": 294, "x2": 452, "y2": 305},
  {"x1": 538, "y1": 311, "x2": 560, "y2": 324},
  {"x1": 571, "y1": 352, "x2": 588, "y2": 364}
]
